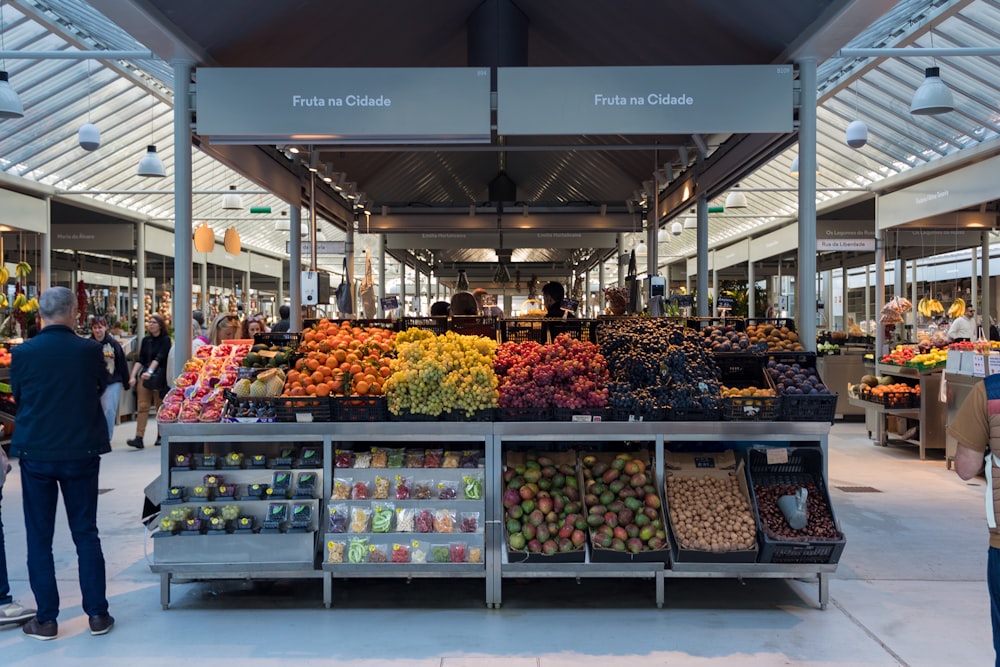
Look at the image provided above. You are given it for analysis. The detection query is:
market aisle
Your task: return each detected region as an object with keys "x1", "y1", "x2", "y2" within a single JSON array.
[{"x1": 0, "y1": 421, "x2": 992, "y2": 666}]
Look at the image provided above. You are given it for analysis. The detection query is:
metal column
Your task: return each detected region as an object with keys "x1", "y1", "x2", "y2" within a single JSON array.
[
  {"x1": 378, "y1": 234, "x2": 386, "y2": 317},
  {"x1": 796, "y1": 56, "x2": 818, "y2": 352},
  {"x1": 40, "y1": 202, "x2": 51, "y2": 292},
  {"x1": 617, "y1": 233, "x2": 625, "y2": 285},
  {"x1": 289, "y1": 206, "x2": 302, "y2": 330},
  {"x1": 984, "y1": 231, "x2": 992, "y2": 326},
  {"x1": 972, "y1": 248, "x2": 979, "y2": 314},
  {"x1": 136, "y1": 220, "x2": 146, "y2": 342},
  {"x1": 747, "y1": 254, "x2": 756, "y2": 319},
  {"x1": 874, "y1": 229, "x2": 886, "y2": 365},
  {"x1": 172, "y1": 59, "x2": 194, "y2": 375},
  {"x1": 696, "y1": 194, "x2": 709, "y2": 317}
]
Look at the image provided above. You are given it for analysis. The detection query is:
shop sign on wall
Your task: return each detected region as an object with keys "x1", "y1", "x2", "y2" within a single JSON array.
[
  {"x1": 285, "y1": 240, "x2": 346, "y2": 255},
  {"x1": 497, "y1": 65, "x2": 793, "y2": 135},
  {"x1": 197, "y1": 68, "x2": 491, "y2": 144},
  {"x1": 52, "y1": 223, "x2": 134, "y2": 250}
]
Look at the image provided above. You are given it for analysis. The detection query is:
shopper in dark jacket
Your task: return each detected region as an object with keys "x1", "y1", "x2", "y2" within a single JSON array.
[
  {"x1": 10, "y1": 286, "x2": 114, "y2": 640},
  {"x1": 542, "y1": 281, "x2": 575, "y2": 319},
  {"x1": 127, "y1": 313, "x2": 171, "y2": 449},
  {"x1": 90, "y1": 316, "x2": 131, "y2": 441},
  {"x1": 270, "y1": 305, "x2": 291, "y2": 333}
]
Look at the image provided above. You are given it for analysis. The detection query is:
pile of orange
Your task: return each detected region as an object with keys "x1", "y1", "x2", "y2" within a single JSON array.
[{"x1": 281, "y1": 320, "x2": 396, "y2": 398}]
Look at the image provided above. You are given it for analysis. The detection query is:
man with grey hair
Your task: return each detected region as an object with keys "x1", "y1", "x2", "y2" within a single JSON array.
[{"x1": 9, "y1": 286, "x2": 114, "y2": 640}]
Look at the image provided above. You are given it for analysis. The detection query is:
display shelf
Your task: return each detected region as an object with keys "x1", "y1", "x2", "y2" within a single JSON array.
[
  {"x1": 850, "y1": 364, "x2": 946, "y2": 459},
  {"x1": 154, "y1": 420, "x2": 835, "y2": 610}
]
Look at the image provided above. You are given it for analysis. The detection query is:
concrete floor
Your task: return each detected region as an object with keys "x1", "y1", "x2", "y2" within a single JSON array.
[{"x1": 0, "y1": 420, "x2": 992, "y2": 666}]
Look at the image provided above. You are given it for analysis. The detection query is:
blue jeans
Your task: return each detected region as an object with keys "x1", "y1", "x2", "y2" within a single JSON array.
[
  {"x1": 99, "y1": 382, "x2": 123, "y2": 441},
  {"x1": 990, "y1": 547, "x2": 1000, "y2": 667},
  {"x1": 0, "y1": 485, "x2": 10, "y2": 606},
  {"x1": 19, "y1": 457, "x2": 108, "y2": 622}
]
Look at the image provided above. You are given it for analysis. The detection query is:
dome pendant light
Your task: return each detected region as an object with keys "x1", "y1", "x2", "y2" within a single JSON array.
[
  {"x1": 78, "y1": 123, "x2": 100, "y2": 151},
  {"x1": 724, "y1": 184, "x2": 748, "y2": 209},
  {"x1": 0, "y1": 70, "x2": 23, "y2": 120},
  {"x1": 137, "y1": 145, "x2": 166, "y2": 177},
  {"x1": 670, "y1": 221, "x2": 683, "y2": 236},
  {"x1": 845, "y1": 120, "x2": 868, "y2": 148},
  {"x1": 222, "y1": 185, "x2": 243, "y2": 210},
  {"x1": 910, "y1": 66, "x2": 954, "y2": 115}
]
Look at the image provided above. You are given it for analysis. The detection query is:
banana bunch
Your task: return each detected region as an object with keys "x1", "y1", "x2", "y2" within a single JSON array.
[
  {"x1": 14, "y1": 261, "x2": 31, "y2": 280},
  {"x1": 0, "y1": 266, "x2": 9, "y2": 285},
  {"x1": 917, "y1": 297, "x2": 945, "y2": 318},
  {"x1": 947, "y1": 297, "x2": 966, "y2": 319},
  {"x1": 19, "y1": 297, "x2": 38, "y2": 313},
  {"x1": 0, "y1": 294, "x2": 8, "y2": 308},
  {"x1": 12, "y1": 294, "x2": 26, "y2": 310}
]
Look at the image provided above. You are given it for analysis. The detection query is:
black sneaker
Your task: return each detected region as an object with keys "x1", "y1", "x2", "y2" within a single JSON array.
[
  {"x1": 88, "y1": 614, "x2": 114, "y2": 636},
  {"x1": 22, "y1": 617, "x2": 57, "y2": 640},
  {"x1": 154, "y1": 436, "x2": 161, "y2": 446},
  {"x1": 126, "y1": 437, "x2": 144, "y2": 449}
]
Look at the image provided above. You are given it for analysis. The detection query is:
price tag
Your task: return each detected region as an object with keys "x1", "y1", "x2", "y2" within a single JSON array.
[
  {"x1": 765, "y1": 448, "x2": 789, "y2": 465},
  {"x1": 672, "y1": 294, "x2": 694, "y2": 308},
  {"x1": 380, "y1": 296, "x2": 400, "y2": 311},
  {"x1": 717, "y1": 296, "x2": 735, "y2": 310},
  {"x1": 973, "y1": 354, "x2": 987, "y2": 378},
  {"x1": 989, "y1": 354, "x2": 1000, "y2": 376},
  {"x1": 561, "y1": 298, "x2": 579, "y2": 312}
]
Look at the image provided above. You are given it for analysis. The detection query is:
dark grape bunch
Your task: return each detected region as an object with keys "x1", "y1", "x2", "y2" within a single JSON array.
[
  {"x1": 597, "y1": 319, "x2": 722, "y2": 415},
  {"x1": 702, "y1": 324, "x2": 751, "y2": 353}
]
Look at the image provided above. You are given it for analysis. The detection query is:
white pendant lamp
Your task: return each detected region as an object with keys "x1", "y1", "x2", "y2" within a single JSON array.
[
  {"x1": 0, "y1": 70, "x2": 23, "y2": 120},
  {"x1": 137, "y1": 145, "x2": 166, "y2": 177},
  {"x1": 222, "y1": 185, "x2": 243, "y2": 210},
  {"x1": 683, "y1": 208, "x2": 697, "y2": 229},
  {"x1": 724, "y1": 184, "x2": 748, "y2": 209},
  {"x1": 670, "y1": 221, "x2": 683, "y2": 236},
  {"x1": 845, "y1": 119, "x2": 868, "y2": 149},
  {"x1": 78, "y1": 123, "x2": 100, "y2": 151},
  {"x1": 910, "y1": 66, "x2": 954, "y2": 115}
]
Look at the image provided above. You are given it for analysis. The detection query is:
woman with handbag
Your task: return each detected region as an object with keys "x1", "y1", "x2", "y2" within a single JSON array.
[{"x1": 127, "y1": 314, "x2": 171, "y2": 449}]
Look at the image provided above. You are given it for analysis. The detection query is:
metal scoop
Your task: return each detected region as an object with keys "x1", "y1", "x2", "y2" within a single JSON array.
[{"x1": 777, "y1": 487, "x2": 808, "y2": 530}]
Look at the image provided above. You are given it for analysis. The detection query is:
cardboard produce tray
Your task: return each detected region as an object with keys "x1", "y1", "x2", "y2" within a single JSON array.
[
  {"x1": 662, "y1": 450, "x2": 758, "y2": 563},
  {"x1": 579, "y1": 449, "x2": 670, "y2": 563},
  {"x1": 746, "y1": 447, "x2": 846, "y2": 564},
  {"x1": 502, "y1": 450, "x2": 586, "y2": 563}
]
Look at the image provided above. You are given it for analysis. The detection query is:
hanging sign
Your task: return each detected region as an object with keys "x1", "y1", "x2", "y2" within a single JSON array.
[
  {"x1": 285, "y1": 240, "x2": 346, "y2": 255},
  {"x1": 671, "y1": 294, "x2": 694, "y2": 308},
  {"x1": 561, "y1": 298, "x2": 580, "y2": 312},
  {"x1": 381, "y1": 296, "x2": 400, "y2": 311},
  {"x1": 51, "y1": 224, "x2": 134, "y2": 250},
  {"x1": 497, "y1": 65, "x2": 793, "y2": 135},
  {"x1": 197, "y1": 68, "x2": 491, "y2": 144},
  {"x1": 716, "y1": 295, "x2": 735, "y2": 311}
]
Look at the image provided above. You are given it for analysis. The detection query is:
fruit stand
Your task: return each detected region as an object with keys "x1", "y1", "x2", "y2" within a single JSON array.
[
  {"x1": 150, "y1": 317, "x2": 844, "y2": 610},
  {"x1": 848, "y1": 365, "x2": 946, "y2": 459}
]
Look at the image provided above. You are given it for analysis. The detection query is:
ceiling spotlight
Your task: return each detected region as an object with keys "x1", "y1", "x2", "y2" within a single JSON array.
[
  {"x1": 671, "y1": 221, "x2": 683, "y2": 236},
  {"x1": 724, "y1": 184, "x2": 748, "y2": 209},
  {"x1": 221, "y1": 185, "x2": 242, "y2": 210},
  {"x1": 845, "y1": 119, "x2": 869, "y2": 148},
  {"x1": 287, "y1": 146, "x2": 300, "y2": 154},
  {"x1": 910, "y1": 66, "x2": 954, "y2": 115}
]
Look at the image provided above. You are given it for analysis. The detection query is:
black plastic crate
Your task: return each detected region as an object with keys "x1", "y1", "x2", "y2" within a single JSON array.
[
  {"x1": 331, "y1": 395, "x2": 388, "y2": 422},
  {"x1": 331, "y1": 318, "x2": 399, "y2": 331},
  {"x1": 546, "y1": 318, "x2": 598, "y2": 344},
  {"x1": 402, "y1": 316, "x2": 449, "y2": 335},
  {"x1": 253, "y1": 332, "x2": 302, "y2": 347},
  {"x1": 688, "y1": 317, "x2": 747, "y2": 332},
  {"x1": 387, "y1": 408, "x2": 442, "y2": 422},
  {"x1": 665, "y1": 404, "x2": 722, "y2": 422},
  {"x1": 745, "y1": 318, "x2": 797, "y2": 332},
  {"x1": 553, "y1": 406, "x2": 609, "y2": 422},
  {"x1": 717, "y1": 355, "x2": 780, "y2": 422},
  {"x1": 442, "y1": 407, "x2": 497, "y2": 422},
  {"x1": 497, "y1": 406, "x2": 553, "y2": 421},
  {"x1": 500, "y1": 319, "x2": 548, "y2": 344},
  {"x1": 765, "y1": 353, "x2": 839, "y2": 423},
  {"x1": 449, "y1": 316, "x2": 500, "y2": 340},
  {"x1": 273, "y1": 395, "x2": 332, "y2": 423},
  {"x1": 222, "y1": 390, "x2": 278, "y2": 423},
  {"x1": 746, "y1": 447, "x2": 846, "y2": 565},
  {"x1": 610, "y1": 406, "x2": 667, "y2": 422}
]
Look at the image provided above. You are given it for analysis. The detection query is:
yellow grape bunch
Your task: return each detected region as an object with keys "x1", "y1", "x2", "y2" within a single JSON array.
[{"x1": 384, "y1": 331, "x2": 499, "y2": 418}]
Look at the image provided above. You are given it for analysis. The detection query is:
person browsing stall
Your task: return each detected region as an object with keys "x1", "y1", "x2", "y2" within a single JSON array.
[
  {"x1": 207, "y1": 313, "x2": 241, "y2": 345},
  {"x1": 127, "y1": 314, "x2": 170, "y2": 449},
  {"x1": 10, "y1": 286, "x2": 114, "y2": 640},
  {"x1": 542, "y1": 281, "x2": 575, "y2": 319},
  {"x1": 90, "y1": 316, "x2": 131, "y2": 441}
]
